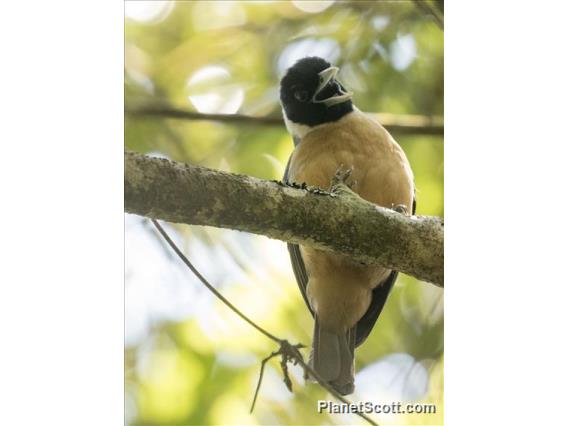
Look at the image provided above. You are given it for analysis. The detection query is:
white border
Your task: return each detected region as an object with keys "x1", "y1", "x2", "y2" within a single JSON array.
[{"x1": 0, "y1": 1, "x2": 124, "y2": 424}]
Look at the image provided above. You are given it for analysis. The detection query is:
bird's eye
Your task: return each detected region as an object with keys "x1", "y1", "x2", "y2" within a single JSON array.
[{"x1": 294, "y1": 90, "x2": 309, "y2": 102}]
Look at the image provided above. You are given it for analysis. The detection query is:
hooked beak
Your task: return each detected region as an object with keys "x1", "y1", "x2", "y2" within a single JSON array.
[{"x1": 312, "y1": 66, "x2": 353, "y2": 107}]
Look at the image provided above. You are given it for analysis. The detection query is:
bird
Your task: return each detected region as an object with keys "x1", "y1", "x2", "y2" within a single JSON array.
[{"x1": 279, "y1": 56, "x2": 415, "y2": 395}]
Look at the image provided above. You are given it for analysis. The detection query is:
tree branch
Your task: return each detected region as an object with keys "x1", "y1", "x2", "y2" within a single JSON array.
[
  {"x1": 413, "y1": 0, "x2": 444, "y2": 30},
  {"x1": 125, "y1": 105, "x2": 444, "y2": 136},
  {"x1": 125, "y1": 150, "x2": 444, "y2": 286}
]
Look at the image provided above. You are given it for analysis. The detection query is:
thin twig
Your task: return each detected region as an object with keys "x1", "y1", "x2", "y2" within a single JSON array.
[
  {"x1": 250, "y1": 350, "x2": 280, "y2": 413},
  {"x1": 250, "y1": 342, "x2": 304, "y2": 414},
  {"x1": 126, "y1": 105, "x2": 444, "y2": 136},
  {"x1": 151, "y1": 219, "x2": 380, "y2": 426},
  {"x1": 152, "y1": 219, "x2": 281, "y2": 343},
  {"x1": 413, "y1": 0, "x2": 444, "y2": 30},
  {"x1": 131, "y1": 106, "x2": 282, "y2": 126}
]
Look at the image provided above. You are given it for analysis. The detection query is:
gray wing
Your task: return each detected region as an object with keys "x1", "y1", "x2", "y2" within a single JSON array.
[{"x1": 284, "y1": 155, "x2": 313, "y2": 316}]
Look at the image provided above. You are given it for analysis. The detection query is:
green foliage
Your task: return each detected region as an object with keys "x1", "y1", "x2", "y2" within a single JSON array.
[{"x1": 125, "y1": 1, "x2": 443, "y2": 425}]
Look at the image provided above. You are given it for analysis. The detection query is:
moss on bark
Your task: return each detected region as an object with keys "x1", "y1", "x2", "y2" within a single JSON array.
[{"x1": 125, "y1": 150, "x2": 444, "y2": 286}]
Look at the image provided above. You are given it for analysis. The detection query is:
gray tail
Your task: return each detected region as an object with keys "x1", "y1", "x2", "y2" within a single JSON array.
[{"x1": 309, "y1": 316, "x2": 356, "y2": 395}]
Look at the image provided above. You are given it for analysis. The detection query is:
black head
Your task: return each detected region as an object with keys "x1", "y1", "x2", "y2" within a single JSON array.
[{"x1": 280, "y1": 56, "x2": 353, "y2": 127}]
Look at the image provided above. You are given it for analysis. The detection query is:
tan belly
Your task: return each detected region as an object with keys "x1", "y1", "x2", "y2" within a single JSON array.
[{"x1": 288, "y1": 111, "x2": 413, "y2": 332}]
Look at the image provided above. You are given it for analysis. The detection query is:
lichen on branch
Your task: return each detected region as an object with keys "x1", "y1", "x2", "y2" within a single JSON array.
[{"x1": 124, "y1": 150, "x2": 444, "y2": 286}]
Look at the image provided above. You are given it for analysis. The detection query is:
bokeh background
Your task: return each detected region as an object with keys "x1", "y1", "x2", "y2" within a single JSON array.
[{"x1": 125, "y1": 1, "x2": 443, "y2": 425}]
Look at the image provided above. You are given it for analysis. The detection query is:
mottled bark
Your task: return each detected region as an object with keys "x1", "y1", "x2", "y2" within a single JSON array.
[{"x1": 125, "y1": 151, "x2": 444, "y2": 287}]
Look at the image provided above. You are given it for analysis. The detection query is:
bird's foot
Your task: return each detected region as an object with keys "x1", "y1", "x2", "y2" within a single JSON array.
[{"x1": 331, "y1": 164, "x2": 357, "y2": 190}]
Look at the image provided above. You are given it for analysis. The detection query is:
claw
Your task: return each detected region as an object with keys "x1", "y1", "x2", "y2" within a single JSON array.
[{"x1": 332, "y1": 164, "x2": 356, "y2": 188}]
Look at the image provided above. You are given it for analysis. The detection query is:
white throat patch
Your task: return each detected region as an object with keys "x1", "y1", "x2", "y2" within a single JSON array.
[
  {"x1": 282, "y1": 108, "x2": 314, "y2": 139},
  {"x1": 281, "y1": 107, "x2": 358, "y2": 140}
]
